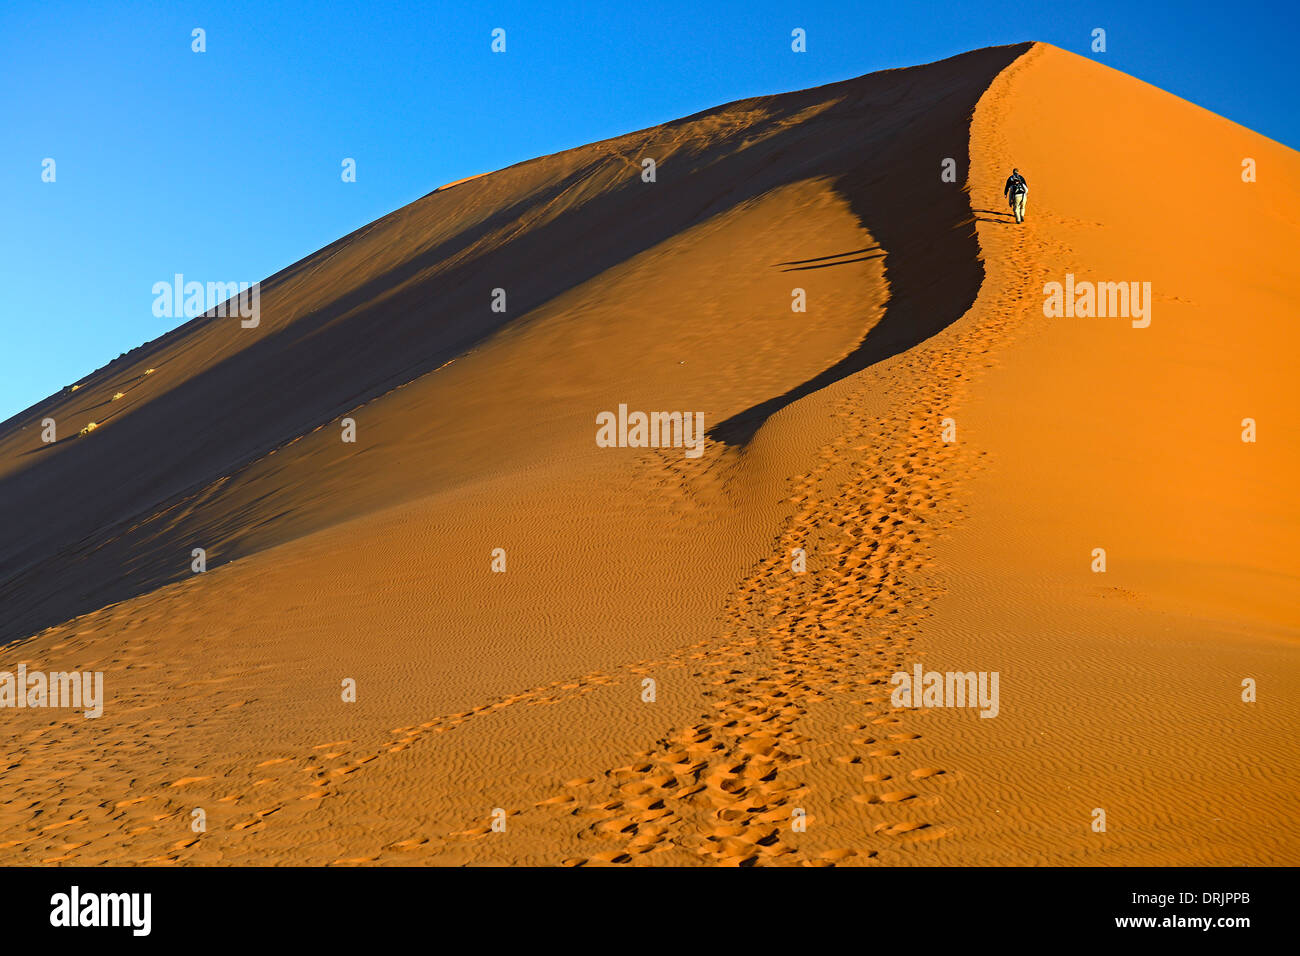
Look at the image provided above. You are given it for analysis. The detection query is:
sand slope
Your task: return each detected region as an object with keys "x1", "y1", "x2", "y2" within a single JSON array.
[
  {"x1": 917, "y1": 43, "x2": 1300, "y2": 865},
  {"x1": 0, "y1": 42, "x2": 1295, "y2": 866}
]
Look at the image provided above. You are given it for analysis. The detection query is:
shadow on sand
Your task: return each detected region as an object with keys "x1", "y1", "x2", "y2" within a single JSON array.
[{"x1": 0, "y1": 43, "x2": 1033, "y2": 643}]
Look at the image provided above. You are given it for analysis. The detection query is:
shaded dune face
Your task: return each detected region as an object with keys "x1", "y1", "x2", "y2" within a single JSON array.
[{"x1": 0, "y1": 44, "x2": 1028, "y2": 644}]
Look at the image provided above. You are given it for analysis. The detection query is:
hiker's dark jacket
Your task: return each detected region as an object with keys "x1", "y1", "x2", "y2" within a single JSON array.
[{"x1": 1005, "y1": 173, "x2": 1027, "y2": 197}]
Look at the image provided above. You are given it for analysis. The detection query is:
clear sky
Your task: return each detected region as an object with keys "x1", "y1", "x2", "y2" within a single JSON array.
[{"x1": 2, "y1": 0, "x2": 1295, "y2": 422}]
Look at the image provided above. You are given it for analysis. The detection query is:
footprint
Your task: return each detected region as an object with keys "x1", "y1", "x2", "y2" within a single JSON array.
[
  {"x1": 874, "y1": 821, "x2": 930, "y2": 835},
  {"x1": 853, "y1": 791, "x2": 915, "y2": 804},
  {"x1": 535, "y1": 795, "x2": 576, "y2": 807},
  {"x1": 818, "y1": 848, "x2": 857, "y2": 861}
]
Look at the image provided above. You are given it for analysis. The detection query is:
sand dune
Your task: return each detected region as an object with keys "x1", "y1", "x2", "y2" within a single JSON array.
[{"x1": 0, "y1": 42, "x2": 1295, "y2": 865}]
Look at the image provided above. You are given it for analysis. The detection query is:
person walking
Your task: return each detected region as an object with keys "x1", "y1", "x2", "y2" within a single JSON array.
[{"x1": 1004, "y1": 168, "x2": 1028, "y2": 224}]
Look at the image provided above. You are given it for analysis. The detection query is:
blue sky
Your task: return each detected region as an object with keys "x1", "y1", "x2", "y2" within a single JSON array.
[{"x1": 2, "y1": 0, "x2": 1295, "y2": 422}]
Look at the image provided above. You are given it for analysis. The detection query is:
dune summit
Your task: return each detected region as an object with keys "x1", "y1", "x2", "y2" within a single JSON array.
[{"x1": 0, "y1": 42, "x2": 1296, "y2": 866}]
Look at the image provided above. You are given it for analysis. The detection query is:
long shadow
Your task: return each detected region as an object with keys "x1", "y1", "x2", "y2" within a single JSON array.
[
  {"x1": 781, "y1": 253, "x2": 885, "y2": 271},
  {"x1": 775, "y1": 246, "x2": 881, "y2": 266},
  {"x1": 0, "y1": 43, "x2": 1032, "y2": 644},
  {"x1": 710, "y1": 45, "x2": 1032, "y2": 446}
]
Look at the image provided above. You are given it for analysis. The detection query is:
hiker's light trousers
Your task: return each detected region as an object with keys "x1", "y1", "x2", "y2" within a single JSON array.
[{"x1": 1010, "y1": 190, "x2": 1027, "y2": 223}]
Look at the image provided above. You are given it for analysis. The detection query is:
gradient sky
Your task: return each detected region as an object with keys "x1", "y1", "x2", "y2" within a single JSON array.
[{"x1": 2, "y1": 0, "x2": 1295, "y2": 422}]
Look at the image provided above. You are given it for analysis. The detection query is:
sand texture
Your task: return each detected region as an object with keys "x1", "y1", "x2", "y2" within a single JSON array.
[{"x1": 1, "y1": 43, "x2": 1295, "y2": 866}]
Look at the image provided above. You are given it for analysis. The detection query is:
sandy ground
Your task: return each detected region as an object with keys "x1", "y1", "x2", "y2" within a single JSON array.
[{"x1": 0, "y1": 42, "x2": 1295, "y2": 866}]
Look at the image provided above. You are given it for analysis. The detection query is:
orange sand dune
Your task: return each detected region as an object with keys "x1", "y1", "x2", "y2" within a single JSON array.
[{"x1": 0, "y1": 42, "x2": 1295, "y2": 866}]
